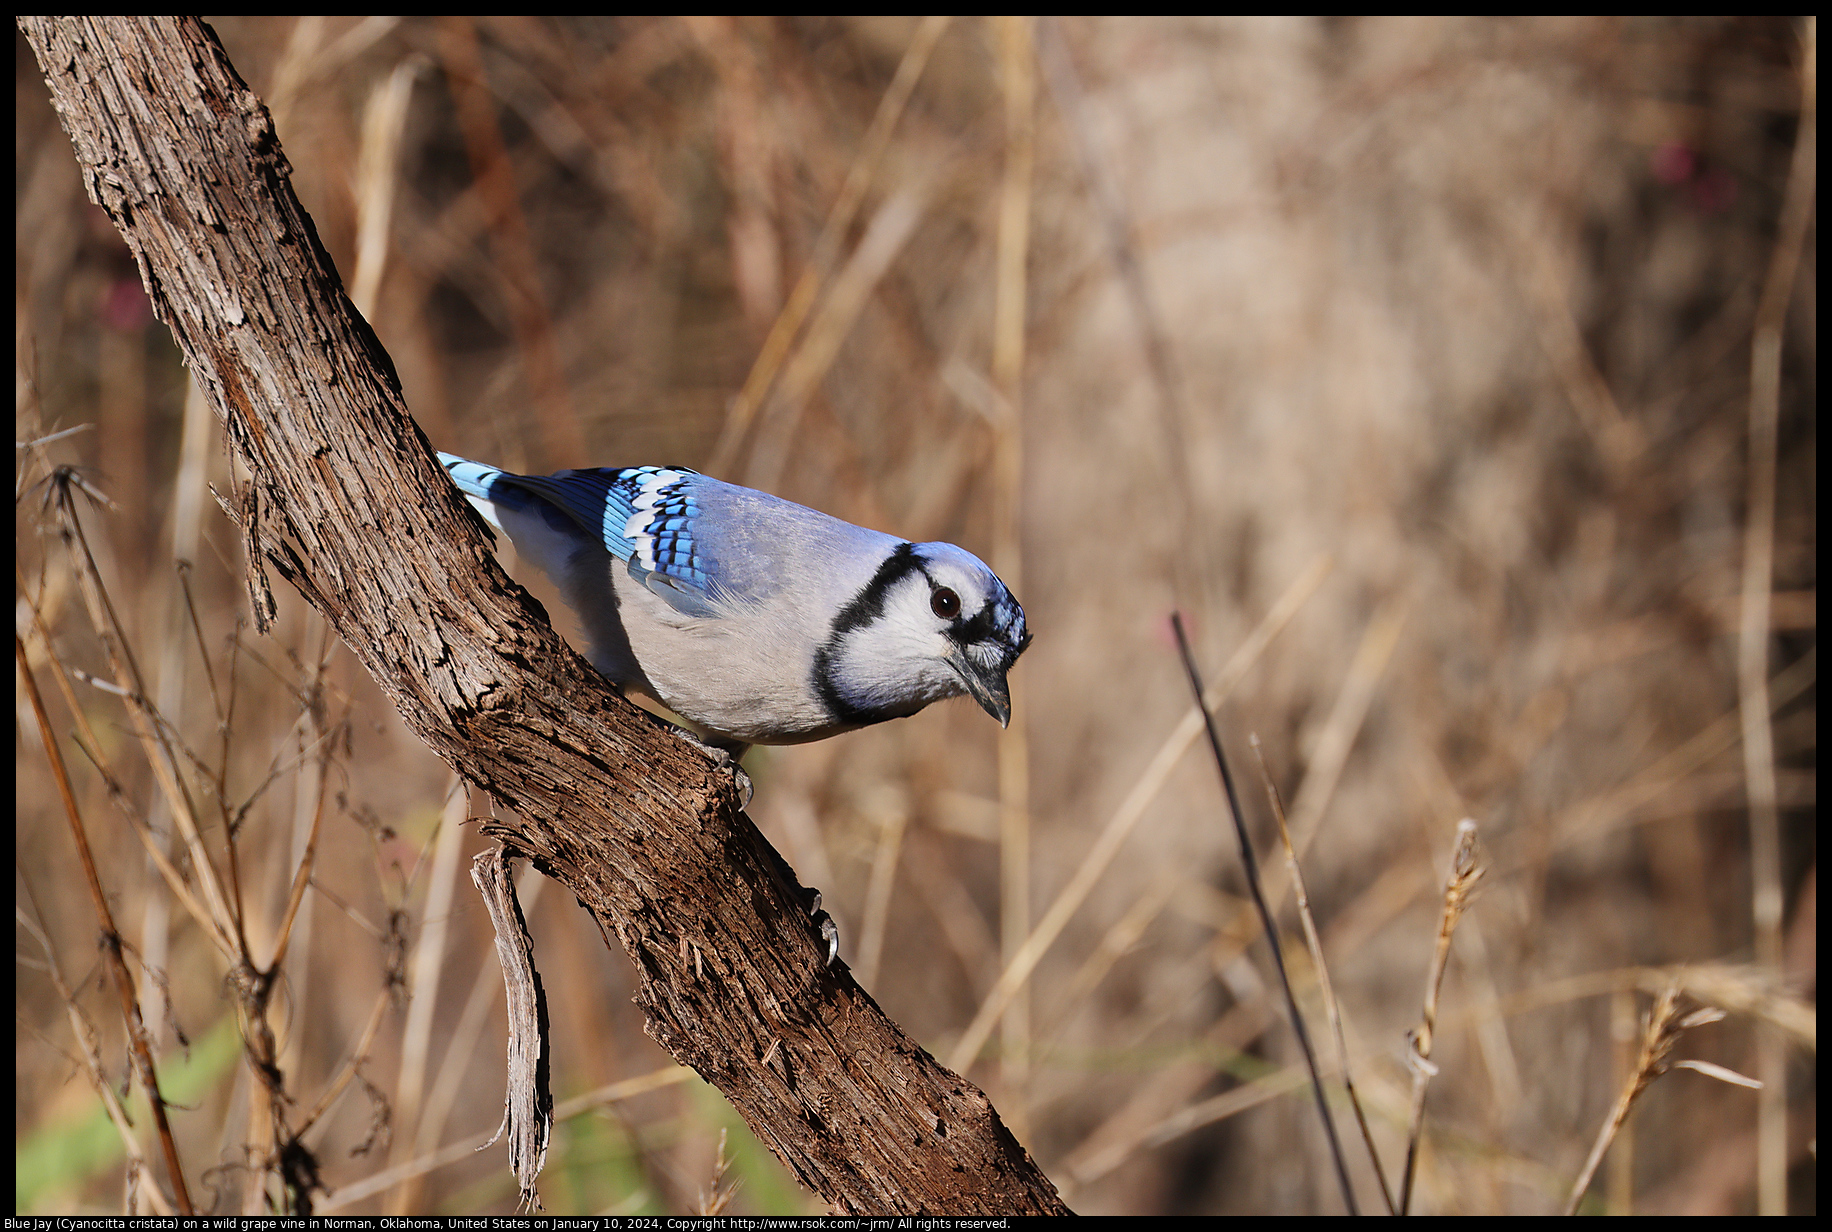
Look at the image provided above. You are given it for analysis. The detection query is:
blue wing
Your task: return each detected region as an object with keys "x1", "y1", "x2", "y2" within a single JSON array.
[{"x1": 440, "y1": 453, "x2": 724, "y2": 617}]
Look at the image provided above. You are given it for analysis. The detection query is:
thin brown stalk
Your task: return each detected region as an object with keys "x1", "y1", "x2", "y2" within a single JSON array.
[
  {"x1": 1252, "y1": 733, "x2": 1398, "y2": 1214},
  {"x1": 1398, "y1": 818, "x2": 1483, "y2": 1214},
  {"x1": 993, "y1": 11, "x2": 1036, "y2": 1111},
  {"x1": 17, "y1": 636, "x2": 194, "y2": 1213},
  {"x1": 1740, "y1": 16, "x2": 1815, "y2": 1216}
]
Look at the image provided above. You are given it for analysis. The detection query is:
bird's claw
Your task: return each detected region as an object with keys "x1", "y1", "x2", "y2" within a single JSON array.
[
  {"x1": 727, "y1": 758, "x2": 754, "y2": 810},
  {"x1": 805, "y1": 888, "x2": 839, "y2": 967}
]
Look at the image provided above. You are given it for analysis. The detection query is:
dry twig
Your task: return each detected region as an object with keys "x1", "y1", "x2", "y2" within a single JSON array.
[
  {"x1": 1172, "y1": 614, "x2": 1358, "y2": 1215},
  {"x1": 17, "y1": 632, "x2": 194, "y2": 1213},
  {"x1": 1398, "y1": 818, "x2": 1483, "y2": 1215},
  {"x1": 1562, "y1": 983, "x2": 1754, "y2": 1215},
  {"x1": 1252, "y1": 734, "x2": 1397, "y2": 1214}
]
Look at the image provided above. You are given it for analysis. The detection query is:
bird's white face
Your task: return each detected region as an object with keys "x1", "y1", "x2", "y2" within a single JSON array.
[{"x1": 816, "y1": 542, "x2": 1030, "y2": 729}]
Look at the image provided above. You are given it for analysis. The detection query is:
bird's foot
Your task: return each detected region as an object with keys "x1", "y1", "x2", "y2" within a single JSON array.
[
  {"x1": 653, "y1": 718, "x2": 753, "y2": 808},
  {"x1": 804, "y1": 888, "x2": 840, "y2": 968}
]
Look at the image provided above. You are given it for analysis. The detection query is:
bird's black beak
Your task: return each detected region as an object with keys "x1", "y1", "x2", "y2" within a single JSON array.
[{"x1": 949, "y1": 648, "x2": 1014, "y2": 728}]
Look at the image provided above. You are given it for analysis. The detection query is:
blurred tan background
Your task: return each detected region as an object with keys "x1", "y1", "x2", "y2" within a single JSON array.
[{"x1": 16, "y1": 16, "x2": 1815, "y2": 1215}]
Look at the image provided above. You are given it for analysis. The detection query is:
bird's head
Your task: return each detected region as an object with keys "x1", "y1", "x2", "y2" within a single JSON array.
[
  {"x1": 908, "y1": 542, "x2": 1031, "y2": 726},
  {"x1": 815, "y1": 541, "x2": 1030, "y2": 729}
]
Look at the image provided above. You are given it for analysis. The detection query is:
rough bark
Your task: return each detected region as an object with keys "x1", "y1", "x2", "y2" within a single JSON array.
[{"x1": 20, "y1": 16, "x2": 1068, "y2": 1216}]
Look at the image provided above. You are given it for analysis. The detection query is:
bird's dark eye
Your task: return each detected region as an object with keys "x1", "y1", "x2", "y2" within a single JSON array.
[{"x1": 931, "y1": 587, "x2": 961, "y2": 619}]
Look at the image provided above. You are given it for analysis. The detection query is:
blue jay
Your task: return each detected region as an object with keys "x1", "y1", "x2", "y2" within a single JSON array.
[{"x1": 439, "y1": 452, "x2": 1031, "y2": 756}]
